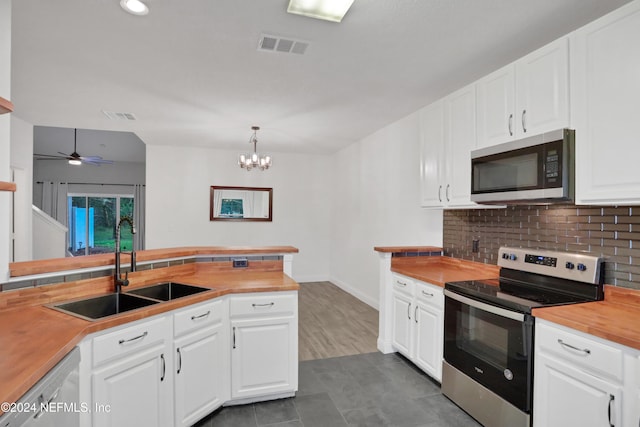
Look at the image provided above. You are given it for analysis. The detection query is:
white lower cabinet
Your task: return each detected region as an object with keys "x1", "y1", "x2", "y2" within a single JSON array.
[
  {"x1": 80, "y1": 291, "x2": 298, "y2": 426},
  {"x1": 229, "y1": 292, "x2": 298, "y2": 401},
  {"x1": 534, "y1": 319, "x2": 639, "y2": 427},
  {"x1": 173, "y1": 299, "x2": 228, "y2": 427},
  {"x1": 91, "y1": 316, "x2": 173, "y2": 427},
  {"x1": 390, "y1": 273, "x2": 444, "y2": 381}
]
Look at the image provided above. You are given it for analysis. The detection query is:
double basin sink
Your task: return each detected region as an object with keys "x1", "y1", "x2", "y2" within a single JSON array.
[{"x1": 50, "y1": 282, "x2": 211, "y2": 321}]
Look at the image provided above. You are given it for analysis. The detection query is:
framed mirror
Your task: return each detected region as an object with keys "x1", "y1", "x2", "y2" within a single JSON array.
[{"x1": 210, "y1": 186, "x2": 273, "y2": 222}]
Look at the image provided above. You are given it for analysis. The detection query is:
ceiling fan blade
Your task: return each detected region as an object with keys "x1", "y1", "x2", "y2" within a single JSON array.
[
  {"x1": 80, "y1": 155, "x2": 103, "y2": 160},
  {"x1": 57, "y1": 151, "x2": 72, "y2": 157},
  {"x1": 34, "y1": 153, "x2": 67, "y2": 159}
]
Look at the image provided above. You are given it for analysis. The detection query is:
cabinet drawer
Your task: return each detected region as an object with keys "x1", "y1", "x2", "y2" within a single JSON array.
[
  {"x1": 93, "y1": 316, "x2": 169, "y2": 366},
  {"x1": 415, "y1": 282, "x2": 443, "y2": 308},
  {"x1": 174, "y1": 299, "x2": 224, "y2": 337},
  {"x1": 392, "y1": 274, "x2": 414, "y2": 296},
  {"x1": 536, "y1": 321, "x2": 623, "y2": 383},
  {"x1": 229, "y1": 292, "x2": 296, "y2": 318}
]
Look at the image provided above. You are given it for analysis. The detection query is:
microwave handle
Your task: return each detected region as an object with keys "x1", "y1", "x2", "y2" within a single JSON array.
[{"x1": 444, "y1": 289, "x2": 525, "y2": 322}]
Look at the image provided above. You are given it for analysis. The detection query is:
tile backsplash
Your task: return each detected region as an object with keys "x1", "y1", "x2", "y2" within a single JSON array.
[{"x1": 444, "y1": 205, "x2": 640, "y2": 289}]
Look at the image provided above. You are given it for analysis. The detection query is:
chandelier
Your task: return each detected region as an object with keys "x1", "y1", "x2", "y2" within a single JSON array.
[{"x1": 238, "y1": 126, "x2": 272, "y2": 171}]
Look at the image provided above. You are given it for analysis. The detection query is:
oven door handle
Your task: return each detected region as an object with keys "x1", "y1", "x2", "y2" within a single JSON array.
[{"x1": 444, "y1": 290, "x2": 525, "y2": 322}]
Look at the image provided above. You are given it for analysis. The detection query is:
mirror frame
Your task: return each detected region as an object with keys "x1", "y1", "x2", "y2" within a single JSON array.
[{"x1": 209, "y1": 186, "x2": 273, "y2": 222}]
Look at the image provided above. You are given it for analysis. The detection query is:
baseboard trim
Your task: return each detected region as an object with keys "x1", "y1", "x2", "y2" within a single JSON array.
[
  {"x1": 293, "y1": 274, "x2": 331, "y2": 283},
  {"x1": 329, "y1": 276, "x2": 379, "y2": 310}
]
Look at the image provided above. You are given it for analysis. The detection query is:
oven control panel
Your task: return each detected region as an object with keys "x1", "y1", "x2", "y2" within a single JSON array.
[
  {"x1": 524, "y1": 254, "x2": 557, "y2": 267},
  {"x1": 497, "y1": 247, "x2": 603, "y2": 284}
]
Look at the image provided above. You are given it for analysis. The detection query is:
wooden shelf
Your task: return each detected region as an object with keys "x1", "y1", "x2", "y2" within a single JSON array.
[
  {"x1": 0, "y1": 181, "x2": 16, "y2": 192},
  {"x1": 0, "y1": 97, "x2": 14, "y2": 114}
]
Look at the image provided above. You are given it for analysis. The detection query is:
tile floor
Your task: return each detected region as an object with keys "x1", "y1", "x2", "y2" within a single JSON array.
[{"x1": 194, "y1": 352, "x2": 480, "y2": 427}]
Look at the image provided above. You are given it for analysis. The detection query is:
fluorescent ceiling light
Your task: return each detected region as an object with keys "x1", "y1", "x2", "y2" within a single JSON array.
[
  {"x1": 287, "y1": 0, "x2": 355, "y2": 23},
  {"x1": 120, "y1": 0, "x2": 149, "y2": 16}
]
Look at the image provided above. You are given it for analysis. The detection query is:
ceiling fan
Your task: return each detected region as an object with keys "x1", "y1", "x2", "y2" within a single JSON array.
[{"x1": 34, "y1": 128, "x2": 114, "y2": 166}]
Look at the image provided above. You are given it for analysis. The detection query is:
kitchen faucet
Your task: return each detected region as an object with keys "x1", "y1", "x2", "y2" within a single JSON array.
[{"x1": 114, "y1": 216, "x2": 136, "y2": 293}]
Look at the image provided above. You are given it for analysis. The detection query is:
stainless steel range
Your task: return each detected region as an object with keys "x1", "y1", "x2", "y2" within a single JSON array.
[{"x1": 442, "y1": 247, "x2": 604, "y2": 427}]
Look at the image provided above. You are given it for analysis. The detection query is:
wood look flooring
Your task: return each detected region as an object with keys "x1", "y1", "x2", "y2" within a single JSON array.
[{"x1": 298, "y1": 281, "x2": 379, "y2": 361}]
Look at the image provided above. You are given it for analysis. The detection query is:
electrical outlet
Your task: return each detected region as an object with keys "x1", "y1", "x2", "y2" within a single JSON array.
[
  {"x1": 232, "y1": 258, "x2": 248, "y2": 268},
  {"x1": 472, "y1": 239, "x2": 480, "y2": 253}
]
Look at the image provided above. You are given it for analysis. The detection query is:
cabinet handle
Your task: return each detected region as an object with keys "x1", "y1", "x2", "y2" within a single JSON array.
[
  {"x1": 557, "y1": 339, "x2": 591, "y2": 355},
  {"x1": 414, "y1": 305, "x2": 418, "y2": 324},
  {"x1": 422, "y1": 290, "x2": 434, "y2": 297},
  {"x1": 521, "y1": 109, "x2": 527, "y2": 133},
  {"x1": 191, "y1": 310, "x2": 211, "y2": 321},
  {"x1": 177, "y1": 348, "x2": 182, "y2": 374},
  {"x1": 160, "y1": 354, "x2": 166, "y2": 382},
  {"x1": 252, "y1": 302, "x2": 275, "y2": 308},
  {"x1": 508, "y1": 113, "x2": 513, "y2": 136},
  {"x1": 438, "y1": 185, "x2": 442, "y2": 202},
  {"x1": 118, "y1": 331, "x2": 148, "y2": 345},
  {"x1": 608, "y1": 394, "x2": 614, "y2": 427},
  {"x1": 233, "y1": 326, "x2": 236, "y2": 349},
  {"x1": 407, "y1": 303, "x2": 411, "y2": 320},
  {"x1": 445, "y1": 184, "x2": 450, "y2": 202},
  {"x1": 396, "y1": 281, "x2": 407, "y2": 287}
]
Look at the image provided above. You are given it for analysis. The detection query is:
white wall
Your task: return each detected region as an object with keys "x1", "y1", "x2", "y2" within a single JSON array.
[
  {"x1": 10, "y1": 116, "x2": 33, "y2": 261},
  {"x1": 0, "y1": 0, "x2": 12, "y2": 280},
  {"x1": 146, "y1": 145, "x2": 332, "y2": 282},
  {"x1": 329, "y1": 112, "x2": 443, "y2": 308}
]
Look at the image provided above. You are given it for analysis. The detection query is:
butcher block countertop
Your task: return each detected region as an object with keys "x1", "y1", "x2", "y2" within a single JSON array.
[
  {"x1": 533, "y1": 285, "x2": 640, "y2": 351},
  {"x1": 390, "y1": 256, "x2": 500, "y2": 287},
  {"x1": 0, "y1": 263, "x2": 298, "y2": 411}
]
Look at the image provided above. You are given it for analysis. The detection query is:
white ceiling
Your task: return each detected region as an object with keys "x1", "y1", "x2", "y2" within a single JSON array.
[
  {"x1": 11, "y1": 0, "x2": 632, "y2": 156},
  {"x1": 33, "y1": 126, "x2": 146, "y2": 163}
]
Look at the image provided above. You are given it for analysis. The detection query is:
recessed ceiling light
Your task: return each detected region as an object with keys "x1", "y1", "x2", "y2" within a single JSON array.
[
  {"x1": 287, "y1": 0, "x2": 355, "y2": 23},
  {"x1": 120, "y1": 0, "x2": 149, "y2": 16}
]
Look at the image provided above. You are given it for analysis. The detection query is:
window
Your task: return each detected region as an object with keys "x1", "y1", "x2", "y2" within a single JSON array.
[{"x1": 68, "y1": 194, "x2": 134, "y2": 256}]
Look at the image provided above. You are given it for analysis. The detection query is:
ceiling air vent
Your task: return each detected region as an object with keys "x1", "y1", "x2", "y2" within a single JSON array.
[
  {"x1": 102, "y1": 110, "x2": 138, "y2": 121},
  {"x1": 258, "y1": 34, "x2": 308, "y2": 55}
]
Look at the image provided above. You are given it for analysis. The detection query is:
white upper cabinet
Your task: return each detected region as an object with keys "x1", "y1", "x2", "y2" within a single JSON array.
[
  {"x1": 476, "y1": 37, "x2": 569, "y2": 148},
  {"x1": 444, "y1": 84, "x2": 477, "y2": 208},
  {"x1": 476, "y1": 65, "x2": 516, "y2": 147},
  {"x1": 419, "y1": 100, "x2": 445, "y2": 207},
  {"x1": 420, "y1": 85, "x2": 478, "y2": 209},
  {"x1": 571, "y1": 0, "x2": 640, "y2": 205}
]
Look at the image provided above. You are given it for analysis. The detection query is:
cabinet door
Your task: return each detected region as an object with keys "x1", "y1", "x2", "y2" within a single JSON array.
[
  {"x1": 391, "y1": 291, "x2": 413, "y2": 358},
  {"x1": 445, "y1": 84, "x2": 477, "y2": 208},
  {"x1": 515, "y1": 37, "x2": 569, "y2": 137},
  {"x1": 419, "y1": 100, "x2": 445, "y2": 207},
  {"x1": 572, "y1": 1, "x2": 640, "y2": 204},
  {"x1": 413, "y1": 302, "x2": 443, "y2": 382},
  {"x1": 533, "y1": 353, "x2": 622, "y2": 427},
  {"x1": 231, "y1": 317, "x2": 297, "y2": 399},
  {"x1": 174, "y1": 324, "x2": 227, "y2": 427},
  {"x1": 476, "y1": 65, "x2": 516, "y2": 148},
  {"x1": 92, "y1": 346, "x2": 171, "y2": 427}
]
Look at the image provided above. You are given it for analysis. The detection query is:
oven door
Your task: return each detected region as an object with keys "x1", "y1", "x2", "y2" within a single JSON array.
[{"x1": 443, "y1": 290, "x2": 533, "y2": 412}]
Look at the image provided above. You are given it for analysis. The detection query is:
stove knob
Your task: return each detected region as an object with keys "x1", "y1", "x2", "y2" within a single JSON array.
[
  {"x1": 577, "y1": 263, "x2": 587, "y2": 272},
  {"x1": 565, "y1": 262, "x2": 575, "y2": 270},
  {"x1": 502, "y1": 253, "x2": 509, "y2": 259},
  {"x1": 509, "y1": 254, "x2": 517, "y2": 261}
]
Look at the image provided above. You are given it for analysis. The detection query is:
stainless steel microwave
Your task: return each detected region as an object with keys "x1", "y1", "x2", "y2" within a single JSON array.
[{"x1": 470, "y1": 129, "x2": 575, "y2": 204}]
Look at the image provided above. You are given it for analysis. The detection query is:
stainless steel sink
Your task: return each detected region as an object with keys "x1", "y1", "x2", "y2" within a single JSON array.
[
  {"x1": 126, "y1": 282, "x2": 210, "y2": 301},
  {"x1": 50, "y1": 293, "x2": 159, "y2": 321}
]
